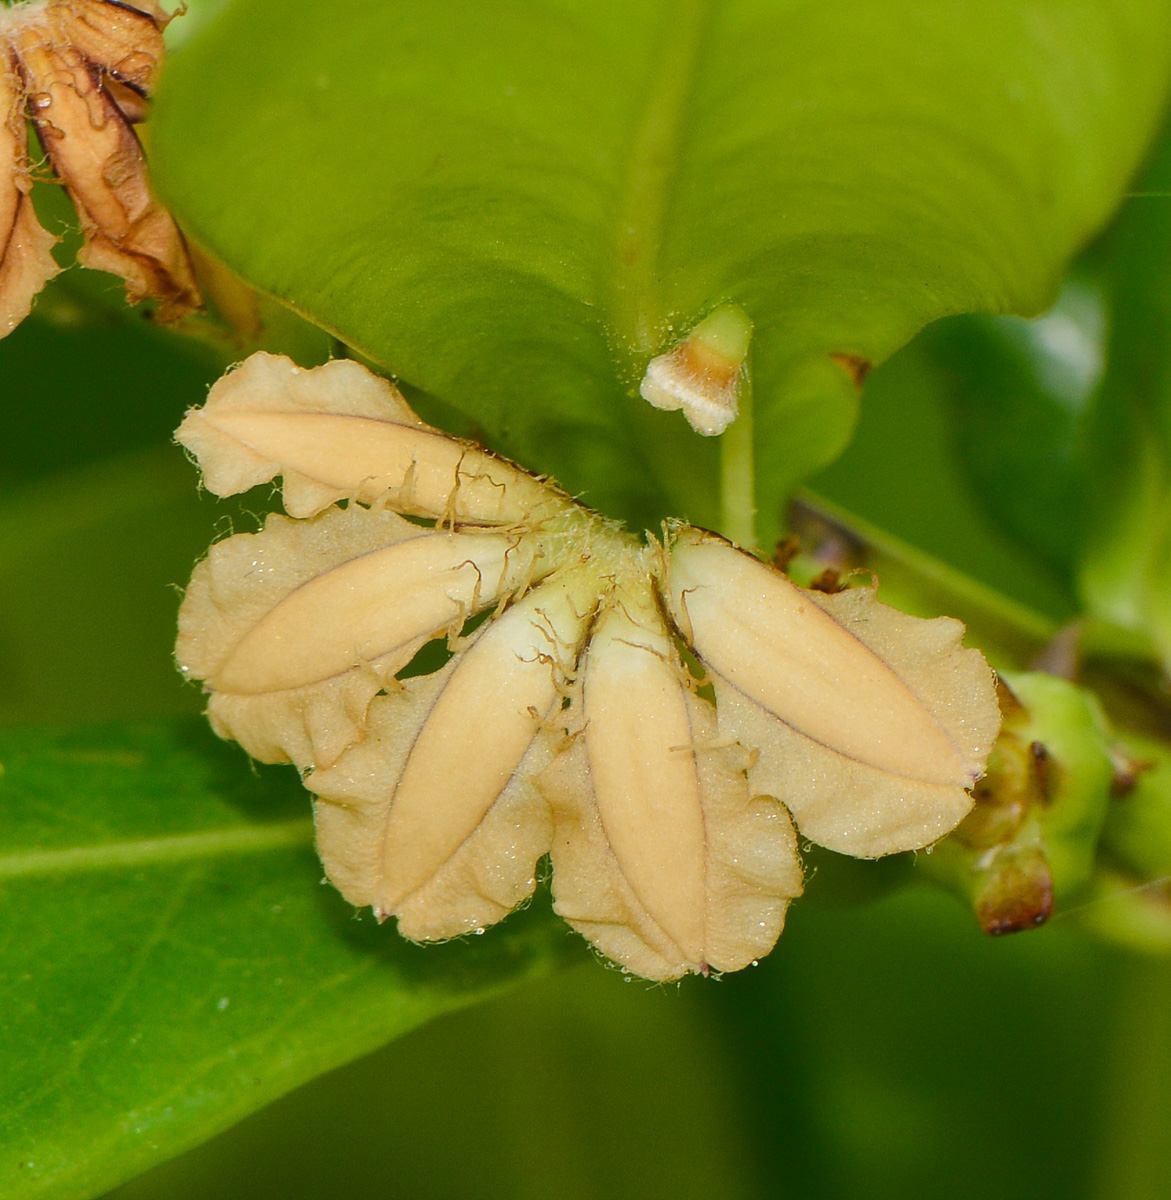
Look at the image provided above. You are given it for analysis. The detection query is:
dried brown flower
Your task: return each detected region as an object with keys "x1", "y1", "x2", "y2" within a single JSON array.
[{"x1": 0, "y1": 0, "x2": 199, "y2": 336}]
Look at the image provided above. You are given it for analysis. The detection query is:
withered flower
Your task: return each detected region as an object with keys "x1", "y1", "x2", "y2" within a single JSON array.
[
  {"x1": 0, "y1": 0, "x2": 199, "y2": 337},
  {"x1": 1, "y1": 45, "x2": 58, "y2": 334},
  {"x1": 175, "y1": 352, "x2": 1001, "y2": 981}
]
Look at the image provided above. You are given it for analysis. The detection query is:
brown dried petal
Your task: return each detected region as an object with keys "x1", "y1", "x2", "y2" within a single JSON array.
[
  {"x1": 15, "y1": 20, "x2": 199, "y2": 321},
  {"x1": 100, "y1": 74, "x2": 148, "y2": 123},
  {"x1": 176, "y1": 352, "x2": 561, "y2": 524},
  {"x1": 177, "y1": 504, "x2": 545, "y2": 769},
  {"x1": 543, "y1": 573, "x2": 803, "y2": 980},
  {"x1": 309, "y1": 569, "x2": 600, "y2": 938},
  {"x1": 44, "y1": 0, "x2": 167, "y2": 95},
  {"x1": 0, "y1": 62, "x2": 59, "y2": 336},
  {"x1": 665, "y1": 530, "x2": 1001, "y2": 857}
]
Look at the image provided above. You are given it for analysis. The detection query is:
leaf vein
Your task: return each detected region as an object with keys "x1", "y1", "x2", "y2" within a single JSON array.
[
  {"x1": 0, "y1": 819, "x2": 315, "y2": 881},
  {"x1": 609, "y1": 0, "x2": 715, "y2": 356}
]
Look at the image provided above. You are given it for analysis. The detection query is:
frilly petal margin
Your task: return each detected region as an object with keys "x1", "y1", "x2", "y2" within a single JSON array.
[
  {"x1": 176, "y1": 504, "x2": 557, "y2": 769},
  {"x1": 542, "y1": 566, "x2": 804, "y2": 981},
  {"x1": 307, "y1": 565, "x2": 601, "y2": 940},
  {"x1": 662, "y1": 527, "x2": 1001, "y2": 857},
  {"x1": 176, "y1": 352, "x2": 564, "y2": 525}
]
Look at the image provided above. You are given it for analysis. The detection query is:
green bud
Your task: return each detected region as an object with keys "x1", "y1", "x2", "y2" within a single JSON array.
[
  {"x1": 918, "y1": 671, "x2": 1115, "y2": 934},
  {"x1": 1078, "y1": 735, "x2": 1171, "y2": 954}
]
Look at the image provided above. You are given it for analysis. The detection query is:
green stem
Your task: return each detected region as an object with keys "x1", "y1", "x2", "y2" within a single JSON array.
[{"x1": 719, "y1": 369, "x2": 756, "y2": 549}]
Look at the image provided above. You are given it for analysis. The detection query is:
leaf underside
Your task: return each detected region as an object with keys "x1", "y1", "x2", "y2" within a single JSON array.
[{"x1": 150, "y1": 0, "x2": 1171, "y2": 540}]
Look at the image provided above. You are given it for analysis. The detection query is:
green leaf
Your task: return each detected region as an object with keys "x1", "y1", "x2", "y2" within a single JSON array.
[
  {"x1": 99, "y1": 883, "x2": 1140, "y2": 1200},
  {"x1": 808, "y1": 337, "x2": 1081, "y2": 620},
  {"x1": 0, "y1": 292, "x2": 223, "y2": 724},
  {"x1": 0, "y1": 721, "x2": 572, "y2": 1200},
  {"x1": 0, "y1": 278, "x2": 219, "y2": 492},
  {"x1": 150, "y1": 0, "x2": 1171, "y2": 540},
  {"x1": 0, "y1": 448, "x2": 216, "y2": 725},
  {"x1": 915, "y1": 117, "x2": 1171, "y2": 668},
  {"x1": 1077, "y1": 142, "x2": 1171, "y2": 666},
  {"x1": 917, "y1": 273, "x2": 1108, "y2": 579}
]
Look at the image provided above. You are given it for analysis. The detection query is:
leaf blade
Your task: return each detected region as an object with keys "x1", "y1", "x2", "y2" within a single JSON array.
[
  {"x1": 151, "y1": 0, "x2": 1171, "y2": 537},
  {"x1": 0, "y1": 720, "x2": 573, "y2": 1200}
]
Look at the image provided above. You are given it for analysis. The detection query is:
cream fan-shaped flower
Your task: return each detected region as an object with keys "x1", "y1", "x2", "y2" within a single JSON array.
[{"x1": 175, "y1": 352, "x2": 1001, "y2": 981}]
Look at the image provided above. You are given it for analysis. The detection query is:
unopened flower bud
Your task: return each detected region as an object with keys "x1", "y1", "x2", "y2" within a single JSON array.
[{"x1": 639, "y1": 304, "x2": 752, "y2": 437}]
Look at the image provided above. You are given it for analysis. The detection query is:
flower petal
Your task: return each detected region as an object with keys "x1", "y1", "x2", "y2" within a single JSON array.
[
  {"x1": 177, "y1": 504, "x2": 549, "y2": 768},
  {"x1": 175, "y1": 352, "x2": 560, "y2": 524},
  {"x1": 1, "y1": 62, "x2": 59, "y2": 337},
  {"x1": 664, "y1": 530, "x2": 1000, "y2": 856},
  {"x1": 44, "y1": 0, "x2": 169, "y2": 96},
  {"x1": 543, "y1": 572, "x2": 803, "y2": 980},
  {"x1": 308, "y1": 567, "x2": 600, "y2": 938},
  {"x1": 14, "y1": 19, "x2": 199, "y2": 321}
]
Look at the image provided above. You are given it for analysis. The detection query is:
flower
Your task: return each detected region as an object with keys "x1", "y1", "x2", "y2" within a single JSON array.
[
  {"x1": 0, "y1": 0, "x2": 200, "y2": 337},
  {"x1": 639, "y1": 304, "x2": 753, "y2": 437},
  {"x1": 176, "y1": 352, "x2": 1001, "y2": 980}
]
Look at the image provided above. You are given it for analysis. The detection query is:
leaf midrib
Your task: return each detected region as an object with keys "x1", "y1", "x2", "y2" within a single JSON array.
[
  {"x1": 608, "y1": 0, "x2": 714, "y2": 357},
  {"x1": 0, "y1": 818, "x2": 315, "y2": 880}
]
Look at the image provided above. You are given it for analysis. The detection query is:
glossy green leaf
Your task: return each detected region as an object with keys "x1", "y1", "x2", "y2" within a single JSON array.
[
  {"x1": 1077, "y1": 140, "x2": 1171, "y2": 667},
  {"x1": 917, "y1": 274, "x2": 1108, "y2": 578},
  {"x1": 922, "y1": 117, "x2": 1171, "y2": 667},
  {"x1": 0, "y1": 721, "x2": 572, "y2": 1200},
  {"x1": 150, "y1": 0, "x2": 1171, "y2": 540},
  {"x1": 0, "y1": 448, "x2": 215, "y2": 725},
  {"x1": 0, "y1": 281, "x2": 223, "y2": 725},
  {"x1": 808, "y1": 337, "x2": 1080, "y2": 620},
  {"x1": 105, "y1": 889, "x2": 1139, "y2": 1200}
]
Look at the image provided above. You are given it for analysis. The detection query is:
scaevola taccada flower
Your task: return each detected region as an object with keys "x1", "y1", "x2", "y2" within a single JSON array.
[{"x1": 175, "y1": 352, "x2": 1001, "y2": 981}]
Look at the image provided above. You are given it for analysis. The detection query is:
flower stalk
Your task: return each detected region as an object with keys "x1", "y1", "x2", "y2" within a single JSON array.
[{"x1": 719, "y1": 362, "x2": 756, "y2": 549}]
